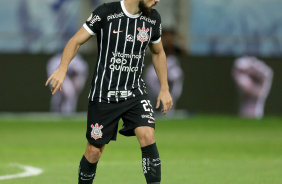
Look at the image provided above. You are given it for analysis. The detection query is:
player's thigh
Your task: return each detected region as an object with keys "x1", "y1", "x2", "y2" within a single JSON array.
[
  {"x1": 120, "y1": 95, "x2": 155, "y2": 137},
  {"x1": 87, "y1": 101, "x2": 122, "y2": 144}
]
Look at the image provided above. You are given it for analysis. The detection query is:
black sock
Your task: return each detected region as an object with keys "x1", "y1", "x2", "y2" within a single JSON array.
[
  {"x1": 78, "y1": 155, "x2": 98, "y2": 184},
  {"x1": 141, "y1": 143, "x2": 161, "y2": 184}
]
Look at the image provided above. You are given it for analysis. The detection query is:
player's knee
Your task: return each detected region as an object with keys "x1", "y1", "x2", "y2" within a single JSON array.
[
  {"x1": 139, "y1": 131, "x2": 155, "y2": 147},
  {"x1": 85, "y1": 143, "x2": 104, "y2": 163}
]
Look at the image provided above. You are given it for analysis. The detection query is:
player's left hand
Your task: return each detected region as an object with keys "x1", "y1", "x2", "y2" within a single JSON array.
[{"x1": 156, "y1": 89, "x2": 173, "y2": 115}]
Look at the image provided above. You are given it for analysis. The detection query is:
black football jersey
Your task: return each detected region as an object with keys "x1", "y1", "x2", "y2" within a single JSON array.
[{"x1": 84, "y1": 1, "x2": 162, "y2": 103}]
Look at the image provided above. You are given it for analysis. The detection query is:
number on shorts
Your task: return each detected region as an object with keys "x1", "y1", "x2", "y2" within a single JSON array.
[{"x1": 141, "y1": 100, "x2": 153, "y2": 113}]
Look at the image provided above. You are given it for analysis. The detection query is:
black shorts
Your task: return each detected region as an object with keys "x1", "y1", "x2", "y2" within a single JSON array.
[{"x1": 86, "y1": 95, "x2": 155, "y2": 144}]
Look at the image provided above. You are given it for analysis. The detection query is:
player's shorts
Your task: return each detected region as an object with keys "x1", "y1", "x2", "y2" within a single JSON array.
[{"x1": 86, "y1": 95, "x2": 155, "y2": 145}]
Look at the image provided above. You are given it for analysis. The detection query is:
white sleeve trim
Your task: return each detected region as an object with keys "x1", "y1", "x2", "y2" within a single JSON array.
[
  {"x1": 83, "y1": 23, "x2": 95, "y2": 35},
  {"x1": 151, "y1": 37, "x2": 161, "y2": 44}
]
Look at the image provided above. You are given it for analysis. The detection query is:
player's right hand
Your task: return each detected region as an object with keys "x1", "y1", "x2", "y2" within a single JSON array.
[{"x1": 45, "y1": 69, "x2": 66, "y2": 95}]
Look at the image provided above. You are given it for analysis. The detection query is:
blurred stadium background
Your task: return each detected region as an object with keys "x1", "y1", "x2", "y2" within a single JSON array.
[{"x1": 0, "y1": 0, "x2": 282, "y2": 183}]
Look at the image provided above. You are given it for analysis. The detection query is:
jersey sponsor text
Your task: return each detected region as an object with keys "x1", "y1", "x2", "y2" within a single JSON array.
[
  {"x1": 107, "y1": 90, "x2": 132, "y2": 98},
  {"x1": 107, "y1": 12, "x2": 124, "y2": 21},
  {"x1": 140, "y1": 16, "x2": 156, "y2": 25}
]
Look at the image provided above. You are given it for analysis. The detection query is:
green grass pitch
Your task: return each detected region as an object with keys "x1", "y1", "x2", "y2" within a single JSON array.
[{"x1": 0, "y1": 114, "x2": 282, "y2": 184}]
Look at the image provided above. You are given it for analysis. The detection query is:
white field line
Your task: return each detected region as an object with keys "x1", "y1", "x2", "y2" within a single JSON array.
[{"x1": 0, "y1": 164, "x2": 43, "y2": 180}]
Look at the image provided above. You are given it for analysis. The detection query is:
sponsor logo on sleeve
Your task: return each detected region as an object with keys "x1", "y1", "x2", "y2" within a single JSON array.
[{"x1": 89, "y1": 15, "x2": 101, "y2": 26}]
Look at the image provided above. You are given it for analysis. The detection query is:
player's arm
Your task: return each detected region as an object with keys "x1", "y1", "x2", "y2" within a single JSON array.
[
  {"x1": 149, "y1": 41, "x2": 173, "y2": 115},
  {"x1": 45, "y1": 27, "x2": 92, "y2": 94}
]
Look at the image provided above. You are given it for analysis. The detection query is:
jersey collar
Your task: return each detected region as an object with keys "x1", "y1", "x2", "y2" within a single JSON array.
[{"x1": 120, "y1": 1, "x2": 141, "y2": 18}]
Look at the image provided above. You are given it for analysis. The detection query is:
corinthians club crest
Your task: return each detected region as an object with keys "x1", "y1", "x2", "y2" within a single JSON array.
[
  {"x1": 91, "y1": 123, "x2": 103, "y2": 140},
  {"x1": 137, "y1": 26, "x2": 149, "y2": 43}
]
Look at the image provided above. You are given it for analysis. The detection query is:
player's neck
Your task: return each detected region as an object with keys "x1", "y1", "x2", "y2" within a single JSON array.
[{"x1": 123, "y1": 0, "x2": 141, "y2": 15}]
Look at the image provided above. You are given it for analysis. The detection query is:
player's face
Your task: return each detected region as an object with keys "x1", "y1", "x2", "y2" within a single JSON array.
[
  {"x1": 139, "y1": 0, "x2": 159, "y2": 17},
  {"x1": 145, "y1": 0, "x2": 159, "y2": 9}
]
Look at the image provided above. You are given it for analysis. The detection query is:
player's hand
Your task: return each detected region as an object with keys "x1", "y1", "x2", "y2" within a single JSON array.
[
  {"x1": 156, "y1": 89, "x2": 173, "y2": 115},
  {"x1": 45, "y1": 69, "x2": 67, "y2": 95}
]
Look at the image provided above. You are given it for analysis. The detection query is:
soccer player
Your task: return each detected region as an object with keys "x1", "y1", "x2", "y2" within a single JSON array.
[
  {"x1": 45, "y1": 0, "x2": 173, "y2": 183},
  {"x1": 46, "y1": 53, "x2": 88, "y2": 114},
  {"x1": 232, "y1": 56, "x2": 273, "y2": 119}
]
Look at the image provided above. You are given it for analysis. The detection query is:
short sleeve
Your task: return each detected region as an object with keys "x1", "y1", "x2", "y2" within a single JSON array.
[
  {"x1": 83, "y1": 4, "x2": 107, "y2": 35},
  {"x1": 150, "y1": 12, "x2": 162, "y2": 44}
]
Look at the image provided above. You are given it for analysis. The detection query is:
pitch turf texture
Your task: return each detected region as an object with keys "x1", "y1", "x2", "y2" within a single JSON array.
[{"x1": 0, "y1": 115, "x2": 282, "y2": 184}]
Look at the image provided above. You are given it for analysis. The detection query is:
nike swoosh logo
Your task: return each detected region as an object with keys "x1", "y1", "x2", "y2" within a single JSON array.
[
  {"x1": 113, "y1": 29, "x2": 124, "y2": 34},
  {"x1": 148, "y1": 120, "x2": 155, "y2": 124},
  {"x1": 80, "y1": 177, "x2": 92, "y2": 181}
]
